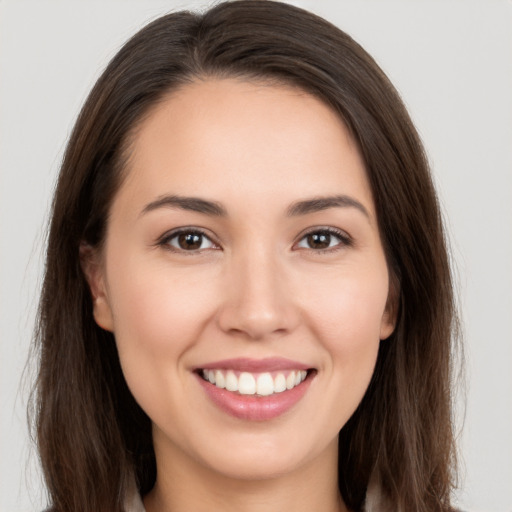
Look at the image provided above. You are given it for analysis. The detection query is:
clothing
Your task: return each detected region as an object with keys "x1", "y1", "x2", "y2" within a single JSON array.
[
  {"x1": 125, "y1": 486, "x2": 145, "y2": 512},
  {"x1": 123, "y1": 477, "x2": 387, "y2": 512}
]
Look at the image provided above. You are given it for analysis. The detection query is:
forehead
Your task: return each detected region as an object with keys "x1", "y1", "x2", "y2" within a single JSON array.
[{"x1": 116, "y1": 78, "x2": 374, "y2": 218}]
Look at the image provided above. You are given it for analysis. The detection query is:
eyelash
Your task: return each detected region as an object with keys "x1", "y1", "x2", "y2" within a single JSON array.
[
  {"x1": 157, "y1": 228, "x2": 219, "y2": 254},
  {"x1": 295, "y1": 227, "x2": 353, "y2": 253},
  {"x1": 157, "y1": 227, "x2": 352, "y2": 254}
]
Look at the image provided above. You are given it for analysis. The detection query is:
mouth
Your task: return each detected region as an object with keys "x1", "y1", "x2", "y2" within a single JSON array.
[
  {"x1": 194, "y1": 358, "x2": 316, "y2": 421},
  {"x1": 197, "y1": 368, "x2": 311, "y2": 396}
]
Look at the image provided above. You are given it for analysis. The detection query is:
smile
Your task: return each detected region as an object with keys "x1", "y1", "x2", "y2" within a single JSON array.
[
  {"x1": 200, "y1": 369, "x2": 308, "y2": 396},
  {"x1": 195, "y1": 358, "x2": 315, "y2": 421}
]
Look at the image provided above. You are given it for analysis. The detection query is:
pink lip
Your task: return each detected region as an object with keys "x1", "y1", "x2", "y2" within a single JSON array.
[
  {"x1": 195, "y1": 364, "x2": 315, "y2": 422},
  {"x1": 196, "y1": 357, "x2": 311, "y2": 373}
]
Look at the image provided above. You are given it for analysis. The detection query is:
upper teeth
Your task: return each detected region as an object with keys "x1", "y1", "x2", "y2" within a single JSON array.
[{"x1": 201, "y1": 369, "x2": 308, "y2": 396}]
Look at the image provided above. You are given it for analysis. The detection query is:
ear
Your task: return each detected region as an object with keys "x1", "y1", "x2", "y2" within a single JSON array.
[
  {"x1": 380, "y1": 273, "x2": 400, "y2": 340},
  {"x1": 79, "y1": 242, "x2": 114, "y2": 332}
]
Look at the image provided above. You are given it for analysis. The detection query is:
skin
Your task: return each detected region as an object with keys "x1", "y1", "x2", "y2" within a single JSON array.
[{"x1": 82, "y1": 79, "x2": 396, "y2": 512}]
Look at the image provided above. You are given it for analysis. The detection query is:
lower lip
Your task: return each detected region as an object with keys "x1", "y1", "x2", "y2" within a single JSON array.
[{"x1": 196, "y1": 372, "x2": 314, "y2": 421}]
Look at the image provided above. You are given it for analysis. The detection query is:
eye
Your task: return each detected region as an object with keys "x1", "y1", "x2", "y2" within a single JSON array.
[
  {"x1": 295, "y1": 228, "x2": 351, "y2": 251},
  {"x1": 160, "y1": 229, "x2": 218, "y2": 252}
]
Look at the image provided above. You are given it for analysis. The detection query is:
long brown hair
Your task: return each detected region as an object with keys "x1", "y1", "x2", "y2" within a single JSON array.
[{"x1": 32, "y1": 1, "x2": 459, "y2": 511}]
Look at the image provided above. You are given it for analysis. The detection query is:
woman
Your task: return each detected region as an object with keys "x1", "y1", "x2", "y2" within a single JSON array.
[{"x1": 33, "y1": 1, "x2": 458, "y2": 511}]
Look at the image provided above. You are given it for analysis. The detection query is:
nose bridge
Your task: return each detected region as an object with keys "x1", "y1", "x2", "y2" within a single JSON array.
[{"x1": 217, "y1": 241, "x2": 298, "y2": 339}]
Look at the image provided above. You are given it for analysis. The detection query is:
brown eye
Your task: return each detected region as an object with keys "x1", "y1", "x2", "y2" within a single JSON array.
[
  {"x1": 164, "y1": 230, "x2": 216, "y2": 251},
  {"x1": 178, "y1": 232, "x2": 202, "y2": 250},
  {"x1": 306, "y1": 232, "x2": 332, "y2": 249},
  {"x1": 296, "y1": 229, "x2": 351, "y2": 251}
]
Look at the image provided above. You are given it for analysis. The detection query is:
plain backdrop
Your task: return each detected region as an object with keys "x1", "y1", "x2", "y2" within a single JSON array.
[{"x1": 1, "y1": 1, "x2": 511, "y2": 511}]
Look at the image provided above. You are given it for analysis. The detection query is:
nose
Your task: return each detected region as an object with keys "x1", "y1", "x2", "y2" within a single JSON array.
[{"x1": 216, "y1": 247, "x2": 300, "y2": 341}]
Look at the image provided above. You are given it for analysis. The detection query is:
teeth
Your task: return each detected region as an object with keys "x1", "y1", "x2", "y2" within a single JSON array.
[
  {"x1": 238, "y1": 372, "x2": 256, "y2": 394},
  {"x1": 274, "y1": 373, "x2": 286, "y2": 393},
  {"x1": 200, "y1": 369, "x2": 309, "y2": 396},
  {"x1": 225, "y1": 370, "x2": 238, "y2": 392},
  {"x1": 215, "y1": 370, "x2": 225, "y2": 389},
  {"x1": 256, "y1": 373, "x2": 274, "y2": 396}
]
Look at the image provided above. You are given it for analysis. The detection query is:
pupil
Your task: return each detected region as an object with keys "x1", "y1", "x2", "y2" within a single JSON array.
[
  {"x1": 178, "y1": 233, "x2": 202, "y2": 250},
  {"x1": 308, "y1": 232, "x2": 330, "y2": 249}
]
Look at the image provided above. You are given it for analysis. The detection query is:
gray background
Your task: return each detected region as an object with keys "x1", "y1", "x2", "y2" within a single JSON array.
[{"x1": 1, "y1": 1, "x2": 511, "y2": 511}]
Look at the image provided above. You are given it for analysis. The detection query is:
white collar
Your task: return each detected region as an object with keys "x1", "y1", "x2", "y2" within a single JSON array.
[{"x1": 124, "y1": 481, "x2": 145, "y2": 512}]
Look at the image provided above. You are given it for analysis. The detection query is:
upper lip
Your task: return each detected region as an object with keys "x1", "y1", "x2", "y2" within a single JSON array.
[{"x1": 196, "y1": 357, "x2": 312, "y2": 372}]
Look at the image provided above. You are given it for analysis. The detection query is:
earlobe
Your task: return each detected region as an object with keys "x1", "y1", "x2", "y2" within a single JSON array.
[
  {"x1": 380, "y1": 274, "x2": 400, "y2": 340},
  {"x1": 379, "y1": 309, "x2": 396, "y2": 340},
  {"x1": 92, "y1": 296, "x2": 115, "y2": 332},
  {"x1": 79, "y1": 242, "x2": 114, "y2": 332}
]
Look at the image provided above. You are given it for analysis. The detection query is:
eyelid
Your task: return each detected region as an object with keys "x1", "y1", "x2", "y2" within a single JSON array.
[
  {"x1": 156, "y1": 227, "x2": 221, "y2": 252},
  {"x1": 155, "y1": 225, "x2": 352, "y2": 254},
  {"x1": 293, "y1": 226, "x2": 353, "y2": 252}
]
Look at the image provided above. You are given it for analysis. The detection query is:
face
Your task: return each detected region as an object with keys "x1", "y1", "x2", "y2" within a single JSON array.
[{"x1": 84, "y1": 79, "x2": 395, "y2": 482}]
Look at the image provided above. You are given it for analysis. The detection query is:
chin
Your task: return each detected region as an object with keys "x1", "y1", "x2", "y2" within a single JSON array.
[
  {"x1": 193, "y1": 428, "x2": 337, "y2": 482},
  {"x1": 205, "y1": 452, "x2": 307, "y2": 481}
]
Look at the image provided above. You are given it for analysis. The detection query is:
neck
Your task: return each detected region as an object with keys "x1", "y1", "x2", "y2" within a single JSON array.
[{"x1": 143, "y1": 433, "x2": 347, "y2": 512}]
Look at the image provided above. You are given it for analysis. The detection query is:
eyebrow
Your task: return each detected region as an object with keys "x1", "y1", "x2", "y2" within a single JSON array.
[
  {"x1": 141, "y1": 195, "x2": 227, "y2": 217},
  {"x1": 140, "y1": 193, "x2": 369, "y2": 219},
  {"x1": 286, "y1": 195, "x2": 370, "y2": 218}
]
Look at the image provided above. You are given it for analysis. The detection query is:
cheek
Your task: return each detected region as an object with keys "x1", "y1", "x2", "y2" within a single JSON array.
[
  {"x1": 304, "y1": 266, "x2": 388, "y2": 391},
  {"x1": 108, "y1": 254, "x2": 215, "y2": 345},
  {"x1": 308, "y1": 267, "x2": 389, "y2": 345},
  {"x1": 104, "y1": 254, "x2": 218, "y2": 403}
]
